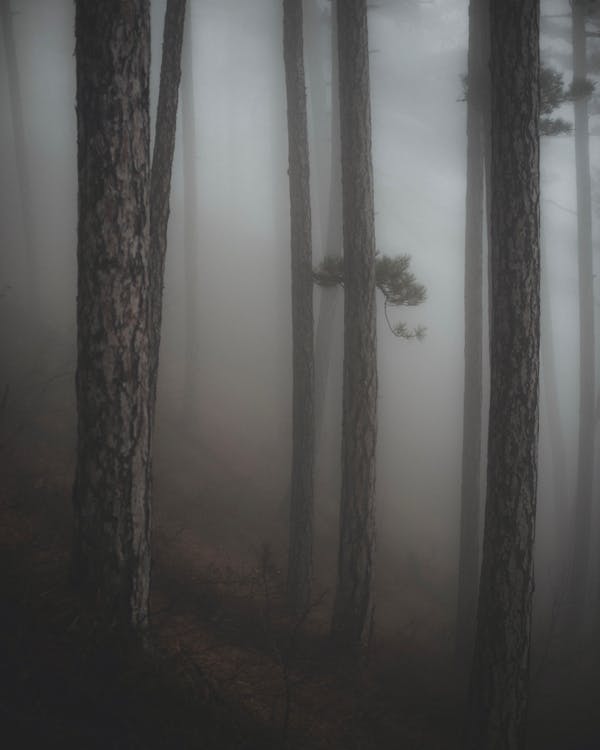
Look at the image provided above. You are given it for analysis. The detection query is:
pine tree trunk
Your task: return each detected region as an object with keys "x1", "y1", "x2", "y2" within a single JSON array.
[
  {"x1": 149, "y1": 0, "x2": 187, "y2": 415},
  {"x1": 304, "y1": 0, "x2": 343, "y2": 520},
  {"x1": 311, "y1": 0, "x2": 343, "y2": 451},
  {"x1": 72, "y1": 0, "x2": 152, "y2": 631},
  {"x1": 456, "y1": 0, "x2": 487, "y2": 661},
  {"x1": 467, "y1": 0, "x2": 540, "y2": 746},
  {"x1": 569, "y1": 0, "x2": 595, "y2": 627},
  {"x1": 283, "y1": 0, "x2": 315, "y2": 616},
  {"x1": 331, "y1": 0, "x2": 378, "y2": 652}
]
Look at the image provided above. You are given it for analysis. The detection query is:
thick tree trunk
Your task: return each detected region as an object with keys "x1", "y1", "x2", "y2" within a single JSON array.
[
  {"x1": 73, "y1": 0, "x2": 152, "y2": 630},
  {"x1": 0, "y1": 0, "x2": 39, "y2": 324},
  {"x1": 283, "y1": 0, "x2": 315, "y2": 616},
  {"x1": 568, "y1": 0, "x2": 595, "y2": 627},
  {"x1": 149, "y1": 0, "x2": 187, "y2": 414},
  {"x1": 331, "y1": 0, "x2": 378, "y2": 652},
  {"x1": 456, "y1": 0, "x2": 487, "y2": 661},
  {"x1": 181, "y1": 5, "x2": 201, "y2": 414},
  {"x1": 467, "y1": 1, "x2": 540, "y2": 747}
]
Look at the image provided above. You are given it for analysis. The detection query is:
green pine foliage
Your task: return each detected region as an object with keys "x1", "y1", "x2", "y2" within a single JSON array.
[
  {"x1": 540, "y1": 116, "x2": 572, "y2": 136},
  {"x1": 539, "y1": 64, "x2": 574, "y2": 135},
  {"x1": 541, "y1": 65, "x2": 568, "y2": 116},
  {"x1": 462, "y1": 64, "x2": 575, "y2": 135},
  {"x1": 566, "y1": 76, "x2": 596, "y2": 101},
  {"x1": 313, "y1": 253, "x2": 426, "y2": 340}
]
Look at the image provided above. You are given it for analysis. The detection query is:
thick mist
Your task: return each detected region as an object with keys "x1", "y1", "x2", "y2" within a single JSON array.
[
  {"x1": 1, "y1": 3, "x2": 599, "y2": 745},
  {"x1": 1, "y1": 0, "x2": 596, "y2": 629}
]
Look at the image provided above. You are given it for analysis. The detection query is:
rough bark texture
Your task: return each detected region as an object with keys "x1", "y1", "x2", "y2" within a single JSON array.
[
  {"x1": 331, "y1": 0, "x2": 378, "y2": 652},
  {"x1": 467, "y1": 1, "x2": 540, "y2": 747},
  {"x1": 73, "y1": 0, "x2": 152, "y2": 630},
  {"x1": 283, "y1": 0, "x2": 315, "y2": 615},
  {"x1": 568, "y1": 0, "x2": 595, "y2": 627},
  {"x1": 149, "y1": 0, "x2": 187, "y2": 413},
  {"x1": 456, "y1": 0, "x2": 487, "y2": 661}
]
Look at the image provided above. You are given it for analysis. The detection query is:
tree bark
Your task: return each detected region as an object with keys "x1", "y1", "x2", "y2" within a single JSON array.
[
  {"x1": 456, "y1": 0, "x2": 488, "y2": 661},
  {"x1": 467, "y1": 0, "x2": 540, "y2": 747},
  {"x1": 283, "y1": 0, "x2": 315, "y2": 616},
  {"x1": 309, "y1": 0, "x2": 343, "y2": 451},
  {"x1": 331, "y1": 0, "x2": 378, "y2": 652},
  {"x1": 149, "y1": 0, "x2": 187, "y2": 415},
  {"x1": 73, "y1": 0, "x2": 152, "y2": 630},
  {"x1": 568, "y1": 0, "x2": 595, "y2": 627}
]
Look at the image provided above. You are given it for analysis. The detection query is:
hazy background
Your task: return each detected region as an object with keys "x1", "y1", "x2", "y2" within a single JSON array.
[{"x1": 0, "y1": 0, "x2": 598, "y2": 645}]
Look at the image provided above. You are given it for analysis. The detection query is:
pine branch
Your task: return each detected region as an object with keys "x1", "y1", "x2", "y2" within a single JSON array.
[{"x1": 313, "y1": 253, "x2": 426, "y2": 340}]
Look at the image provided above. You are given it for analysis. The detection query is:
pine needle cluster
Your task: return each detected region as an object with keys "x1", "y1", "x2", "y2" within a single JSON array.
[{"x1": 313, "y1": 253, "x2": 426, "y2": 340}]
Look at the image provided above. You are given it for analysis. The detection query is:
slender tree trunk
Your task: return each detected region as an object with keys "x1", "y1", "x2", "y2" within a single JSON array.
[
  {"x1": 149, "y1": 0, "x2": 187, "y2": 416},
  {"x1": 540, "y1": 235, "x2": 569, "y2": 592},
  {"x1": 304, "y1": 0, "x2": 330, "y2": 253},
  {"x1": 467, "y1": 0, "x2": 540, "y2": 746},
  {"x1": 312, "y1": 1, "x2": 343, "y2": 449},
  {"x1": 569, "y1": 0, "x2": 595, "y2": 627},
  {"x1": 331, "y1": 0, "x2": 378, "y2": 652},
  {"x1": 0, "y1": 0, "x2": 39, "y2": 325},
  {"x1": 181, "y1": 5, "x2": 201, "y2": 414},
  {"x1": 304, "y1": 0, "x2": 343, "y2": 521},
  {"x1": 73, "y1": 0, "x2": 152, "y2": 630},
  {"x1": 283, "y1": 0, "x2": 315, "y2": 616},
  {"x1": 456, "y1": 0, "x2": 487, "y2": 661}
]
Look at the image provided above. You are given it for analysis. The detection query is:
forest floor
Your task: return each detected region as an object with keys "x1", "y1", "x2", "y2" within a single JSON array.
[{"x1": 0, "y1": 396, "x2": 599, "y2": 749}]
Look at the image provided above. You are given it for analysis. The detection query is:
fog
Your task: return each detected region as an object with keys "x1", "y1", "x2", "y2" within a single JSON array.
[{"x1": 1, "y1": 0, "x2": 599, "y2": 744}]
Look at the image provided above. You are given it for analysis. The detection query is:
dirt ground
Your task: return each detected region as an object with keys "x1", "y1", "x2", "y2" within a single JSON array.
[{"x1": 0, "y1": 395, "x2": 598, "y2": 749}]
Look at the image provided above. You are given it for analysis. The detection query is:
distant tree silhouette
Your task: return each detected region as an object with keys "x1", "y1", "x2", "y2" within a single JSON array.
[
  {"x1": 149, "y1": 0, "x2": 187, "y2": 415},
  {"x1": 304, "y1": 0, "x2": 343, "y2": 452},
  {"x1": 456, "y1": 0, "x2": 488, "y2": 661},
  {"x1": 568, "y1": 0, "x2": 596, "y2": 630},
  {"x1": 282, "y1": 0, "x2": 315, "y2": 616},
  {"x1": 181, "y1": 4, "x2": 201, "y2": 415},
  {"x1": 0, "y1": 0, "x2": 39, "y2": 327}
]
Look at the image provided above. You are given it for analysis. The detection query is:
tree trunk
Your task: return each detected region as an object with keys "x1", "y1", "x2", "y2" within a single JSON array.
[
  {"x1": 304, "y1": 0, "x2": 343, "y2": 525},
  {"x1": 568, "y1": 0, "x2": 595, "y2": 627},
  {"x1": 181, "y1": 5, "x2": 201, "y2": 415},
  {"x1": 540, "y1": 234, "x2": 569, "y2": 595},
  {"x1": 73, "y1": 0, "x2": 152, "y2": 630},
  {"x1": 467, "y1": 0, "x2": 540, "y2": 747},
  {"x1": 283, "y1": 0, "x2": 315, "y2": 616},
  {"x1": 456, "y1": 0, "x2": 487, "y2": 661},
  {"x1": 0, "y1": 0, "x2": 39, "y2": 325},
  {"x1": 149, "y1": 0, "x2": 187, "y2": 415},
  {"x1": 331, "y1": 0, "x2": 378, "y2": 652},
  {"x1": 311, "y1": 0, "x2": 343, "y2": 450}
]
